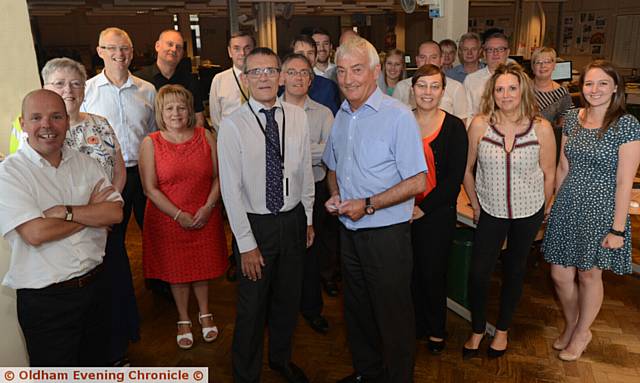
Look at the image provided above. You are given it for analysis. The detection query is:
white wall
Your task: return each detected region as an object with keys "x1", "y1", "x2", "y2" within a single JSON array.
[{"x1": 0, "y1": 0, "x2": 36, "y2": 366}]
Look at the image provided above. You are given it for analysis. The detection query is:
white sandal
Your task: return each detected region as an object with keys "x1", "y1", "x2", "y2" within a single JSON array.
[
  {"x1": 198, "y1": 313, "x2": 219, "y2": 342},
  {"x1": 176, "y1": 320, "x2": 193, "y2": 349}
]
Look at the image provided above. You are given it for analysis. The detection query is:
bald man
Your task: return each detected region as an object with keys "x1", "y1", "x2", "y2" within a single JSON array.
[{"x1": 0, "y1": 90, "x2": 123, "y2": 366}]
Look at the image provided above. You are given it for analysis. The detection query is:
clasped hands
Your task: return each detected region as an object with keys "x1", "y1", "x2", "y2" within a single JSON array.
[{"x1": 175, "y1": 204, "x2": 214, "y2": 230}]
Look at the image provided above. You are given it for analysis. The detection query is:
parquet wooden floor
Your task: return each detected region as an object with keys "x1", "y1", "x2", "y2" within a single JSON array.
[{"x1": 126, "y1": 217, "x2": 640, "y2": 383}]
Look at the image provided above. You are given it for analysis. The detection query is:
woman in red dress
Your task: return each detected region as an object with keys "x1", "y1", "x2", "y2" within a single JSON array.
[{"x1": 139, "y1": 84, "x2": 227, "y2": 349}]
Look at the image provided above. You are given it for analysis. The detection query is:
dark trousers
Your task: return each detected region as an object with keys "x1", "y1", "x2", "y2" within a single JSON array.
[
  {"x1": 411, "y1": 205, "x2": 457, "y2": 339},
  {"x1": 104, "y1": 231, "x2": 140, "y2": 363},
  {"x1": 232, "y1": 204, "x2": 307, "y2": 383},
  {"x1": 300, "y1": 180, "x2": 330, "y2": 317},
  {"x1": 341, "y1": 222, "x2": 415, "y2": 383},
  {"x1": 469, "y1": 207, "x2": 544, "y2": 333},
  {"x1": 120, "y1": 166, "x2": 146, "y2": 234},
  {"x1": 17, "y1": 268, "x2": 109, "y2": 366}
]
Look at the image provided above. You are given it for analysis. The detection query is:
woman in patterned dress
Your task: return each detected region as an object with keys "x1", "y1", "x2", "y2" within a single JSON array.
[
  {"x1": 531, "y1": 47, "x2": 573, "y2": 160},
  {"x1": 41, "y1": 57, "x2": 137, "y2": 366},
  {"x1": 462, "y1": 63, "x2": 556, "y2": 358},
  {"x1": 542, "y1": 60, "x2": 640, "y2": 361},
  {"x1": 139, "y1": 84, "x2": 227, "y2": 349}
]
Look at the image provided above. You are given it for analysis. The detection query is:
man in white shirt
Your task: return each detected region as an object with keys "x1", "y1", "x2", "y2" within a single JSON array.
[
  {"x1": 0, "y1": 89, "x2": 123, "y2": 366},
  {"x1": 279, "y1": 53, "x2": 335, "y2": 335},
  {"x1": 208, "y1": 31, "x2": 255, "y2": 131},
  {"x1": 218, "y1": 47, "x2": 315, "y2": 383},
  {"x1": 464, "y1": 32, "x2": 511, "y2": 117},
  {"x1": 82, "y1": 27, "x2": 156, "y2": 239},
  {"x1": 392, "y1": 40, "x2": 469, "y2": 122},
  {"x1": 311, "y1": 28, "x2": 336, "y2": 82}
]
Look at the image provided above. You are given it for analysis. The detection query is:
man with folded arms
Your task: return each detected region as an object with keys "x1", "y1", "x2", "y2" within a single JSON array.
[{"x1": 0, "y1": 89, "x2": 123, "y2": 366}]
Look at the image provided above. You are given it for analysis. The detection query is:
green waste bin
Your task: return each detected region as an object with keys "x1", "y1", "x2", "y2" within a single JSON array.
[{"x1": 447, "y1": 227, "x2": 474, "y2": 309}]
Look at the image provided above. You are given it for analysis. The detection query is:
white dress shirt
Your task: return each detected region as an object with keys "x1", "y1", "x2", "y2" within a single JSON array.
[
  {"x1": 218, "y1": 98, "x2": 314, "y2": 253},
  {"x1": 209, "y1": 67, "x2": 246, "y2": 131},
  {"x1": 82, "y1": 71, "x2": 156, "y2": 167},
  {"x1": 279, "y1": 95, "x2": 333, "y2": 182},
  {"x1": 314, "y1": 63, "x2": 337, "y2": 82},
  {"x1": 391, "y1": 76, "x2": 469, "y2": 121},
  {"x1": 464, "y1": 66, "x2": 493, "y2": 117},
  {"x1": 0, "y1": 144, "x2": 122, "y2": 289}
]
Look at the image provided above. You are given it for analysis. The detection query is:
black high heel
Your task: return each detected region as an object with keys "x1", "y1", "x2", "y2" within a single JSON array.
[{"x1": 487, "y1": 345, "x2": 507, "y2": 358}]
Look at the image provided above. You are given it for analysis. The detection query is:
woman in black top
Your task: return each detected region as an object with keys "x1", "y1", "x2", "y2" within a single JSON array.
[{"x1": 410, "y1": 64, "x2": 468, "y2": 353}]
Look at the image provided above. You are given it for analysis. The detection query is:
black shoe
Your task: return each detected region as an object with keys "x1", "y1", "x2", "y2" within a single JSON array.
[
  {"x1": 322, "y1": 280, "x2": 339, "y2": 297},
  {"x1": 337, "y1": 373, "x2": 365, "y2": 383},
  {"x1": 304, "y1": 315, "x2": 329, "y2": 334},
  {"x1": 269, "y1": 362, "x2": 309, "y2": 383},
  {"x1": 487, "y1": 345, "x2": 507, "y2": 358},
  {"x1": 427, "y1": 339, "x2": 446, "y2": 354},
  {"x1": 462, "y1": 334, "x2": 484, "y2": 359}
]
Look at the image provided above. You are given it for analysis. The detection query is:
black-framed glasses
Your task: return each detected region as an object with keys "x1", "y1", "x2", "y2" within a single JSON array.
[{"x1": 485, "y1": 47, "x2": 508, "y2": 54}]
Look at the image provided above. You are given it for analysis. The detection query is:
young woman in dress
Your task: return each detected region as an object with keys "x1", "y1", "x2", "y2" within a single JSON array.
[
  {"x1": 410, "y1": 64, "x2": 468, "y2": 354},
  {"x1": 139, "y1": 85, "x2": 228, "y2": 349},
  {"x1": 462, "y1": 62, "x2": 556, "y2": 358},
  {"x1": 542, "y1": 60, "x2": 640, "y2": 361}
]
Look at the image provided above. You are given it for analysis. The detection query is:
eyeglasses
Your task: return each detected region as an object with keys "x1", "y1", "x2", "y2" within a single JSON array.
[
  {"x1": 485, "y1": 47, "x2": 508, "y2": 54},
  {"x1": 285, "y1": 69, "x2": 312, "y2": 78},
  {"x1": 46, "y1": 80, "x2": 84, "y2": 90},
  {"x1": 99, "y1": 45, "x2": 132, "y2": 53},
  {"x1": 245, "y1": 67, "x2": 281, "y2": 78},
  {"x1": 533, "y1": 60, "x2": 554, "y2": 66}
]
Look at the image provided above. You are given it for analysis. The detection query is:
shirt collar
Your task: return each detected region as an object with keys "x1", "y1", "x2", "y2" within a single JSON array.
[
  {"x1": 248, "y1": 97, "x2": 282, "y2": 113},
  {"x1": 341, "y1": 87, "x2": 384, "y2": 114},
  {"x1": 233, "y1": 66, "x2": 243, "y2": 77},
  {"x1": 21, "y1": 142, "x2": 74, "y2": 168},
  {"x1": 96, "y1": 70, "x2": 134, "y2": 88},
  {"x1": 278, "y1": 95, "x2": 312, "y2": 111}
]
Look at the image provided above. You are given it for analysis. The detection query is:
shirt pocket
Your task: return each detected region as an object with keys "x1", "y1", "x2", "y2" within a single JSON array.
[
  {"x1": 356, "y1": 137, "x2": 392, "y2": 172},
  {"x1": 70, "y1": 185, "x2": 92, "y2": 206}
]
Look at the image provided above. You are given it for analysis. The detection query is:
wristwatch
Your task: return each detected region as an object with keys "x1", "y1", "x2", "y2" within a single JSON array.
[
  {"x1": 64, "y1": 205, "x2": 73, "y2": 222},
  {"x1": 364, "y1": 197, "x2": 375, "y2": 215}
]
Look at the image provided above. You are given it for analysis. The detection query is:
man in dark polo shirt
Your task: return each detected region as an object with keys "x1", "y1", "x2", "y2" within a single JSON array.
[{"x1": 136, "y1": 29, "x2": 206, "y2": 128}]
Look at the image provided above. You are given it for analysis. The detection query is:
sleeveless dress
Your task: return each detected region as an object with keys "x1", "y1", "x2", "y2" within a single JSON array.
[
  {"x1": 143, "y1": 127, "x2": 228, "y2": 283},
  {"x1": 542, "y1": 109, "x2": 640, "y2": 275}
]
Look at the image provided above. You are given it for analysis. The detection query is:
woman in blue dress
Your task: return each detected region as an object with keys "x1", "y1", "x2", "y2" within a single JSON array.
[{"x1": 543, "y1": 60, "x2": 640, "y2": 361}]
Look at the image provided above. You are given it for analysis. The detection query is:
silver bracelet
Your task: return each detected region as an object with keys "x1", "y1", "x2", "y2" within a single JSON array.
[{"x1": 173, "y1": 209, "x2": 182, "y2": 221}]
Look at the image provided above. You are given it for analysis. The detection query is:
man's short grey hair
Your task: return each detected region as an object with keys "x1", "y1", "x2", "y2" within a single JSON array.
[
  {"x1": 41, "y1": 57, "x2": 88, "y2": 84},
  {"x1": 459, "y1": 32, "x2": 482, "y2": 46},
  {"x1": 99, "y1": 27, "x2": 133, "y2": 47},
  {"x1": 336, "y1": 36, "x2": 380, "y2": 69}
]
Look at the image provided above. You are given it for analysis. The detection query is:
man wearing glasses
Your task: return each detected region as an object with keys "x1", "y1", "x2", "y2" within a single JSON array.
[
  {"x1": 446, "y1": 32, "x2": 485, "y2": 83},
  {"x1": 218, "y1": 47, "x2": 315, "y2": 383},
  {"x1": 82, "y1": 27, "x2": 156, "y2": 265},
  {"x1": 464, "y1": 32, "x2": 511, "y2": 117},
  {"x1": 279, "y1": 53, "x2": 335, "y2": 335}
]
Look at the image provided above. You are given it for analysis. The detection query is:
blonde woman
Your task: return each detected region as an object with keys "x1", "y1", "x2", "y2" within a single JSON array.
[{"x1": 462, "y1": 62, "x2": 556, "y2": 359}]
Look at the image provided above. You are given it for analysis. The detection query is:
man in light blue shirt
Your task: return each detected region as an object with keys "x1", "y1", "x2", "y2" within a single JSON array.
[{"x1": 322, "y1": 36, "x2": 426, "y2": 383}]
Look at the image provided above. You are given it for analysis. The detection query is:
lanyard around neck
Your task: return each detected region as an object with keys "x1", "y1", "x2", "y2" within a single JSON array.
[
  {"x1": 247, "y1": 102, "x2": 286, "y2": 169},
  {"x1": 232, "y1": 69, "x2": 249, "y2": 102}
]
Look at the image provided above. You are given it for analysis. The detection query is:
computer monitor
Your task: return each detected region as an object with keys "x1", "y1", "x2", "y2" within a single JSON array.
[{"x1": 552, "y1": 61, "x2": 572, "y2": 82}]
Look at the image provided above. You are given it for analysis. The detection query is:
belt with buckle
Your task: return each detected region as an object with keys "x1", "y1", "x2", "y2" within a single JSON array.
[{"x1": 48, "y1": 263, "x2": 104, "y2": 289}]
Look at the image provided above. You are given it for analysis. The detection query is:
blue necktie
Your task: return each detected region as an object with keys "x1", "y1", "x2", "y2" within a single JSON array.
[{"x1": 260, "y1": 108, "x2": 283, "y2": 214}]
